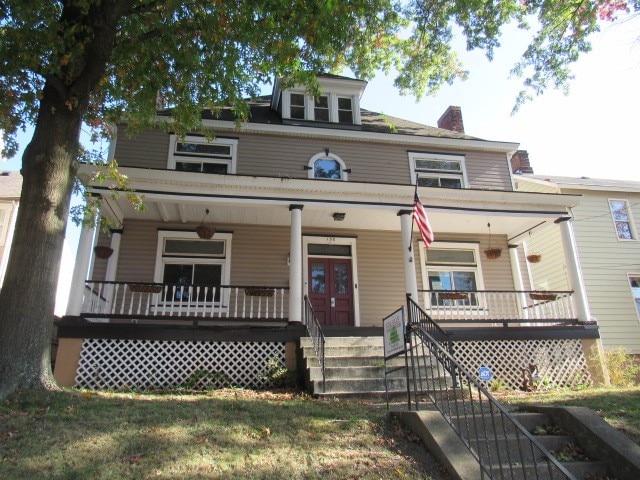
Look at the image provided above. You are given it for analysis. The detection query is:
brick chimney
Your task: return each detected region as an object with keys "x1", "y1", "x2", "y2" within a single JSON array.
[
  {"x1": 510, "y1": 150, "x2": 534, "y2": 174},
  {"x1": 437, "y1": 106, "x2": 465, "y2": 134}
]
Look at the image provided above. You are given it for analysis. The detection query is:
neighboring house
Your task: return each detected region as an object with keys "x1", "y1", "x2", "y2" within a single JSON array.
[
  {"x1": 0, "y1": 171, "x2": 21, "y2": 289},
  {"x1": 515, "y1": 172, "x2": 640, "y2": 354},
  {"x1": 55, "y1": 75, "x2": 604, "y2": 391}
]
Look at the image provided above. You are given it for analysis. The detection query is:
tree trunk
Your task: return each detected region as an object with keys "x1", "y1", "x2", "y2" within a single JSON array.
[
  {"x1": 0, "y1": 0, "x2": 128, "y2": 400},
  {"x1": 0, "y1": 81, "x2": 82, "y2": 398}
]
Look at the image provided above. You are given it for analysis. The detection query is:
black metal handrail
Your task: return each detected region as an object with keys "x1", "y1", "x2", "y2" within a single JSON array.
[
  {"x1": 406, "y1": 296, "x2": 576, "y2": 480},
  {"x1": 303, "y1": 295, "x2": 325, "y2": 392}
]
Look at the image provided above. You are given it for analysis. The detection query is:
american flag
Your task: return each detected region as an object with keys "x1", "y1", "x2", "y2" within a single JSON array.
[{"x1": 413, "y1": 194, "x2": 434, "y2": 249}]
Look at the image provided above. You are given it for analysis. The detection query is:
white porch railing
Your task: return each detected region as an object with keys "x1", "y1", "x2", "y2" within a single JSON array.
[
  {"x1": 81, "y1": 281, "x2": 289, "y2": 320},
  {"x1": 418, "y1": 290, "x2": 576, "y2": 324}
]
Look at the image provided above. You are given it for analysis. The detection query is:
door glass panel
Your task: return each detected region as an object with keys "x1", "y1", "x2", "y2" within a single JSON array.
[
  {"x1": 452, "y1": 271, "x2": 477, "y2": 290},
  {"x1": 163, "y1": 264, "x2": 193, "y2": 301},
  {"x1": 311, "y1": 262, "x2": 326, "y2": 294},
  {"x1": 333, "y1": 263, "x2": 348, "y2": 294},
  {"x1": 193, "y1": 264, "x2": 222, "y2": 301}
]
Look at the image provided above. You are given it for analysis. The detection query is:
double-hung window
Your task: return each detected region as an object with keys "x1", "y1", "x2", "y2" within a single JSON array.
[
  {"x1": 337, "y1": 97, "x2": 353, "y2": 123},
  {"x1": 409, "y1": 152, "x2": 467, "y2": 188},
  {"x1": 290, "y1": 93, "x2": 306, "y2": 120},
  {"x1": 420, "y1": 242, "x2": 483, "y2": 307},
  {"x1": 314, "y1": 95, "x2": 330, "y2": 122},
  {"x1": 609, "y1": 199, "x2": 636, "y2": 240},
  {"x1": 168, "y1": 135, "x2": 238, "y2": 174},
  {"x1": 155, "y1": 231, "x2": 232, "y2": 304}
]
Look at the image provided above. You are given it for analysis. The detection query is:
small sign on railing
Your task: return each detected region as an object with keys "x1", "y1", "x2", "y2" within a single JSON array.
[{"x1": 383, "y1": 307, "x2": 405, "y2": 359}]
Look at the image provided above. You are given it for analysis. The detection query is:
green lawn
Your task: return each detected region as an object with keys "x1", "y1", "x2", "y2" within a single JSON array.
[{"x1": 0, "y1": 389, "x2": 446, "y2": 480}]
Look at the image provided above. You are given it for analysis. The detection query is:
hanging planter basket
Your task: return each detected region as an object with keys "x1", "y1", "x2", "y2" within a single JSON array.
[
  {"x1": 439, "y1": 292, "x2": 469, "y2": 300},
  {"x1": 484, "y1": 248, "x2": 502, "y2": 260},
  {"x1": 128, "y1": 283, "x2": 163, "y2": 294},
  {"x1": 195, "y1": 225, "x2": 215, "y2": 240},
  {"x1": 529, "y1": 292, "x2": 557, "y2": 301},
  {"x1": 93, "y1": 246, "x2": 114, "y2": 259},
  {"x1": 245, "y1": 287, "x2": 275, "y2": 297},
  {"x1": 526, "y1": 254, "x2": 542, "y2": 263}
]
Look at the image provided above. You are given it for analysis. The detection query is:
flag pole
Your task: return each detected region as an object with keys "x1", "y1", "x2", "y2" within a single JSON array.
[{"x1": 408, "y1": 175, "x2": 419, "y2": 252}]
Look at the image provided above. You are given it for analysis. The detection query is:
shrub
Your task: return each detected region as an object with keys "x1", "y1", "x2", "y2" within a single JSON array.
[{"x1": 603, "y1": 347, "x2": 640, "y2": 387}]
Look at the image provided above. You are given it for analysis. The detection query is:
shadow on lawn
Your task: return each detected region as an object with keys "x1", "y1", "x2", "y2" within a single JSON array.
[{"x1": 1, "y1": 389, "x2": 448, "y2": 480}]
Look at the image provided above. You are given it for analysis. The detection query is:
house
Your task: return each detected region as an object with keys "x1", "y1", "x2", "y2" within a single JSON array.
[
  {"x1": 514, "y1": 170, "x2": 640, "y2": 354},
  {"x1": 0, "y1": 171, "x2": 22, "y2": 289},
  {"x1": 54, "y1": 75, "x2": 606, "y2": 392}
]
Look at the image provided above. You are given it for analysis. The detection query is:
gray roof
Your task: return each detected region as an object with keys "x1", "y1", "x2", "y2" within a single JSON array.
[
  {"x1": 164, "y1": 96, "x2": 482, "y2": 141},
  {"x1": 0, "y1": 171, "x2": 22, "y2": 199},
  {"x1": 525, "y1": 174, "x2": 640, "y2": 191}
]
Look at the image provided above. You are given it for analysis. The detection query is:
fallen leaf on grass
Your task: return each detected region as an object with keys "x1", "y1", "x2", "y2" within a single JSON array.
[
  {"x1": 128, "y1": 455, "x2": 142, "y2": 464},
  {"x1": 195, "y1": 437, "x2": 208, "y2": 444}
]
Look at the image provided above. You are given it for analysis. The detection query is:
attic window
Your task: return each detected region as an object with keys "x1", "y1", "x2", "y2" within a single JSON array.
[
  {"x1": 290, "y1": 93, "x2": 305, "y2": 120},
  {"x1": 314, "y1": 96, "x2": 330, "y2": 122},
  {"x1": 337, "y1": 97, "x2": 353, "y2": 123}
]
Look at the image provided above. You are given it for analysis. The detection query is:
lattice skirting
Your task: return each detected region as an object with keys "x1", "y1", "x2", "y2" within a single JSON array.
[
  {"x1": 75, "y1": 339, "x2": 286, "y2": 390},
  {"x1": 452, "y1": 339, "x2": 591, "y2": 390}
]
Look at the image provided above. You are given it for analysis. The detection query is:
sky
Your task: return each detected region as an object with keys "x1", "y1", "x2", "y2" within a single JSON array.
[{"x1": 2, "y1": 13, "x2": 639, "y2": 313}]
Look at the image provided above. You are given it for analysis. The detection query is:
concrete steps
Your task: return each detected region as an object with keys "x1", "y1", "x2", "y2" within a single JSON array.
[
  {"x1": 400, "y1": 405, "x2": 619, "y2": 480},
  {"x1": 301, "y1": 335, "x2": 449, "y2": 399}
]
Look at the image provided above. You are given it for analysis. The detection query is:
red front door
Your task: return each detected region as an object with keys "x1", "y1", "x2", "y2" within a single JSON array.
[{"x1": 308, "y1": 258, "x2": 354, "y2": 326}]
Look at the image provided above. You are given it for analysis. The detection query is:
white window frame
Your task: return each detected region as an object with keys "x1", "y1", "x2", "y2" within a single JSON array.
[
  {"x1": 628, "y1": 274, "x2": 640, "y2": 322},
  {"x1": 336, "y1": 96, "x2": 354, "y2": 124},
  {"x1": 418, "y1": 241, "x2": 485, "y2": 310},
  {"x1": 0, "y1": 203, "x2": 11, "y2": 246},
  {"x1": 283, "y1": 91, "x2": 360, "y2": 125},
  {"x1": 167, "y1": 135, "x2": 238, "y2": 174},
  {"x1": 154, "y1": 231, "x2": 232, "y2": 308},
  {"x1": 608, "y1": 198, "x2": 637, "y2": 241},
  {"x1": 408, "y1": 152, "x2": 468, "y2": 188},
  {"x1": 307, "y1": 152, "x2": 348, "y2": 181},
  {"x1": 302, "y1": 235, "x2": 361, "y2": 326}
]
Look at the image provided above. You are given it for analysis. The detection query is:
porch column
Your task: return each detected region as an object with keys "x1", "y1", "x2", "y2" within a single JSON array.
[
  {"x1": 508, "y1": 244, "x2": 528, "y2": 319},
  {"x1": 104, "y1": 228, "x2": 123, "y2": 283},
  {"x1": 398, "y1": 210, "x2": 418, "y2": 301},
  {"x1": 556, "y1": 216, "x2": 591, "y2": 323},
  {"x1": 67, "y1": 221, "x2": 96, "y2": 315},
  {"x1": 288, "y1": 205, "x2": 303, "y2": 323}
]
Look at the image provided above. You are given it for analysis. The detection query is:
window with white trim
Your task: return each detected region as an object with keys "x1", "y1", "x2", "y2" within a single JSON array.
[
  {"x1": 419, "y1": 242, "x2": 484, "y2": 306},
  {"x1": 290, "y1": 93, "x2": 306, "y2": 120},
  {"x1": 155, "y1": 231, "x2": 232, "y2": 303},
  {"x1": 307, "y1": 152, "x2": 348, "y2": 180},
  {"x1": 168, "y1": 135, "x2": 238, "y2": 174},
  {"x1": 629, "y1": 275, "x2": 640, "y2": 320},
  {"x1": 337, "y1": 97, "x2": 353, "y2": 123},
  {"x1": 0, "y1": 204, "x2": 11, "y2": 246},
  {"x1": 314, "y1": 95, "x2": 330, "y2": 122},
  {"x1": 409, "y1": 152, "x2": 467, "y2": 188},
  {"x1": 609, "y1": 199, "x2": 636, "y2": 240}
]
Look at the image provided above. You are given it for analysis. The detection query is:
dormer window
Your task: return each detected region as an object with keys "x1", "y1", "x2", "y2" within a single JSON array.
[
  {"x1": 168, "y1": 135, "x2": 238, "y2": 174},
  {"x1": 308, "y1": 152, "x2": 348, "y2": 181},
  {"x1": 290, "y1": 93, "x2": 305, "y2": 120},
  {"x1": 337, "y1": 97, "x2": 353, "y2": 123},
  {"x1": 276, "y1": 76, "x2": 366, "y2": 125},
  {"x1": 314, "y1": 96, "x2": 330, "y2": 122},
  {"x1": 409, "y1": 152, "x2": 467, "y2": 188}
]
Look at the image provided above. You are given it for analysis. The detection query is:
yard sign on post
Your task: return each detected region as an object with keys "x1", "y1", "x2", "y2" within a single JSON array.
[{"x1": 382, "y1": 307, "x2": 409, "y2": 410}]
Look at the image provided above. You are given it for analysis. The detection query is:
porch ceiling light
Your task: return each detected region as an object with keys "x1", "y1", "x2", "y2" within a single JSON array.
[
  {"x1": 196, "y1": 208, "x2": 215, "y2": 240},
  {"x1": 332, "y1": 212, "x2": 346, "y2": 221}
]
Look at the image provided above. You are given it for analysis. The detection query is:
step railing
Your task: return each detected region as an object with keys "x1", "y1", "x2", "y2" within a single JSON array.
[
  {"x1": 303, "y1": 295, "x2": 325, "y2": 392},
  {"x1": 406, "y1": 296, "x2": 576, "y2": 480},
  {"x1": 81, "y1": 281, "x2": 288, "y2": 320},
  {"x1": 418, "y1": 289, "x2": 576, "y2": 325}
]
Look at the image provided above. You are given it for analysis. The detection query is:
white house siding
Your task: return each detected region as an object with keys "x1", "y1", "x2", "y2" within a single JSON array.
[
  {"x1": 114, "y1": 128, "x2": 514, "y2": 190},
  {"x1": 567, "y1": 189, "x2": 640, "y2": 353}
]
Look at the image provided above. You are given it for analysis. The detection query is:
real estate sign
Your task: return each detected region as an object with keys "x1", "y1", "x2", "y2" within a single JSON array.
[{"x1": 383, "y1": 307, "x2": 405, "y2": 359}]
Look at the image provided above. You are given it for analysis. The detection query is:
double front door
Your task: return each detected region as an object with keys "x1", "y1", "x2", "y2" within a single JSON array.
[{"x1": 308, "y1": 257, "x2": 354, "y2": 326}]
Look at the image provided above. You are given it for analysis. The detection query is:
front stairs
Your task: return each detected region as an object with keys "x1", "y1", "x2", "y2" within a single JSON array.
[{"x1": 300, "y1": 335, "x2": 449, "y2": 399}]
